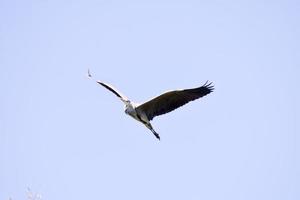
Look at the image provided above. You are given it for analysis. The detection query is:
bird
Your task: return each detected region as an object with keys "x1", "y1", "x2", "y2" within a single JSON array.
[
  {"x1": 87, "y1": 68, "x2": 92, "y2": 78},
  {"x1": 90, "y1": 72, "x2": 214, "y2": 140}
]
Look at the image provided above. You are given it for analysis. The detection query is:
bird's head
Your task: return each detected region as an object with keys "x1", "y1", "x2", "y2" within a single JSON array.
[
  {"x1": 124, "y1": 100, "x2": 135, "y2": 115},
  {"x1": 123, "y1": 100, "x2": 133, "y2": 110},
  {"x1": 124, "y1": 99, "x2": 131, "y2": 106}
]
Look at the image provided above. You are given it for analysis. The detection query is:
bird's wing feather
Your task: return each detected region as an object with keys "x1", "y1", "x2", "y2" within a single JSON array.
[
  {"x1": 136, "y1": 82, "x2": 214, "y2": 121},
  {"x1": 97, "y1": 81, "x2": 129, "y2": 103}
]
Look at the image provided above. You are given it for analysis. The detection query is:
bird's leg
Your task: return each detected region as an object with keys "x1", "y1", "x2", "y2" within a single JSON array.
[
  {"x1": 151, "y1": 128, "x2": 160, "y2": 140},
  {"x1": 145, "y1": 123, "x2": 160, "y2": 140},
  {"x1": 135, "y1": 110, "x2": 160, "y2": 140}
]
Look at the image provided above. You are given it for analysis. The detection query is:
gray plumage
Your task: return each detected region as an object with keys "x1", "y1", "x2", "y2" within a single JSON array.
[{"x1": 97, "y1": 81, "x2": 214, "y2": 140}]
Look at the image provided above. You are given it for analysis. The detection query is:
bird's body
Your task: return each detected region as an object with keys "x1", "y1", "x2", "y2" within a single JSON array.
[
  {"x1": 124, "y1": 102, "x2": 145, "y2": 124},
  {"x1": 94, "y1": 77, "x2": 214, "y2": 140},
  {"x1": 124, "y1": 101, "x2": 160, "y2": 139}
]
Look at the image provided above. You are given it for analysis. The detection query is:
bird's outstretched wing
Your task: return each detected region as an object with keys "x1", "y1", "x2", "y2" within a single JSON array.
[
  {"x1": 97, "y1": 81, "x2": 129, "y2": 103},
  {"x1": 136, "y1": 82, "x2": 214, "y2": 121}
]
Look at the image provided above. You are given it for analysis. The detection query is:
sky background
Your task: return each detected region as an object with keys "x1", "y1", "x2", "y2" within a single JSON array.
[{"x1": 1, "y1": 0, "x2": 299, "y2": 199}]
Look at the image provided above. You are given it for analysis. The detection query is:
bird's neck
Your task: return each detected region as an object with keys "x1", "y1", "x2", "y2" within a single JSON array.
[
  {"x1": 125, "y1": 102, "x2": 135, "y2": 110},
  {"x1": 125, "y1": 102, "x2": 136, "y2": 115}
]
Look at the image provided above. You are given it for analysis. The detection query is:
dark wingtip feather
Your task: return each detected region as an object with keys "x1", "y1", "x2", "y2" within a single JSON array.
[
  {"x1": 203, "y1": 81, "x2": 214, "y2": 92},
  {"x1": 97, "y1": 81, "x2": 108, "y2": 90},
  {"x1": 97, "y1": 81, "x2": 122, "y2": 98}
]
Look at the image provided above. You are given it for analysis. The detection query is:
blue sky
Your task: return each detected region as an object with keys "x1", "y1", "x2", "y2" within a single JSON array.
[{"x1": 1, "y1": 0, "x2": 299, "y2": 199}]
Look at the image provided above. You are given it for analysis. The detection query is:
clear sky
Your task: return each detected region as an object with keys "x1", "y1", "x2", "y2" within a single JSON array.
[{"x1": 1, "y1": 0, "x2": 299, "y2": 199}]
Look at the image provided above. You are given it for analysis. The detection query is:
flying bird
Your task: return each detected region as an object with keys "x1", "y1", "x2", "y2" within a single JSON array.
[
  {"x1": 87, "y1": 68, "x2": 92, "y2": 78},
  {"x1": 90, "y1": 72, "x2": 214, "y2": 140}
]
